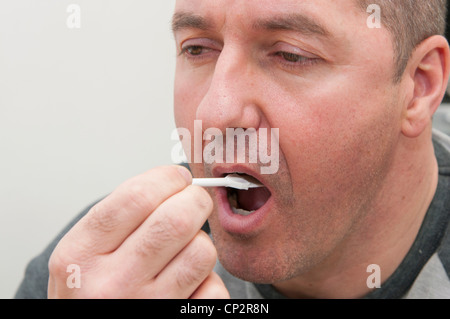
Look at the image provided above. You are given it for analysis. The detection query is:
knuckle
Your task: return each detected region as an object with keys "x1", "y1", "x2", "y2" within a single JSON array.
[
  {"x1": 120, "y1": 166, "x2": 191, "y2": 215},
  {"x1": 122, "y1": 179, "x2": 155, "y2": 212},
  {"x1": 163, "y1": 165, "x2": 191, "y2": 185},
  {"x1": 176, "y1": 265, "x2": 199, "y2": 289},
  {"x1": 48, "y1": 244, "x2": 82, "y2": 278},
  {"x1": 48, "y1": 251, "x2": 68, "y2": 278},
  {"x1": 134, "y1": 209, "x2": 197, "y2": 258},
  {"x1": 85, "y1": 201, "x2": 120, "y2": 234},
  {"x1": 187, "y1": 185, "x2": 214, "y2": 214},
  {"x1": 197, "y1": 231, "x2": 218, "y2": 265},
  {"x1": 131, "y1": 166, "x2": 189, "y2": 204},
  {"x1": 175, "y1": 232, "x2": 217, "y2": 289},
  {"x1": 175, "y1": 263, "x2": 207, "y2": 290},
  {"x1": 164, "y1": 208, "x2": 193, "y2": 239},
  {"x1": 135, "y1": 219, "x2": 176, "y2": 257}
]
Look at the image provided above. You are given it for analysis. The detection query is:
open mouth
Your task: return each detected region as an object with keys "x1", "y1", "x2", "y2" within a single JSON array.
[{"x1": 225, "y1": 173, "x2": 272, "y2": 216}]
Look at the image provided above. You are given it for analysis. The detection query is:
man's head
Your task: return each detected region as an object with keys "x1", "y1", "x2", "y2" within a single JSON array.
[{"x1": 171, "y1": 0, "x2": 450, "y2": 292}]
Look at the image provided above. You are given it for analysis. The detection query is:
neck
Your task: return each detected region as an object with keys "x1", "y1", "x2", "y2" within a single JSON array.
[{"x1": 274, "y1": 130, "x2": 439, "y2": 299}]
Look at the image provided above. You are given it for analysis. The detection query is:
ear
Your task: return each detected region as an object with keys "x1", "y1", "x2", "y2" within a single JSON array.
[{"x1": 402, "y1": 35, "x2": 450, "y2": 138}]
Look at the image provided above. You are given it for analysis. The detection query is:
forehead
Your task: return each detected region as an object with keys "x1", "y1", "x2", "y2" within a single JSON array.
[{"x1": 173, "y1": 0, "x2": 362, "y2": 34}]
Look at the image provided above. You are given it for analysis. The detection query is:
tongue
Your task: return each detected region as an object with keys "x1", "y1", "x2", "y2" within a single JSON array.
[{"x1": 236, "y1": 187, "x2": 271, "y2": 211}]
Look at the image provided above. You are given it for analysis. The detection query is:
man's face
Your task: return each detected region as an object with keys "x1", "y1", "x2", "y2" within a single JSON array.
[{"x1": 173, "y1": 0, "x2": 403, "y2": 283}]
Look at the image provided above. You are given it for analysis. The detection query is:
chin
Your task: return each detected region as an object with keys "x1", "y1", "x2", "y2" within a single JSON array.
[{"x1": 210, "y1": 225, "x2": 301, "y2": 284}]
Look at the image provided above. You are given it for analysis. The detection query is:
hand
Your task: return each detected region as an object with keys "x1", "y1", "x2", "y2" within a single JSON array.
[{"x1": 48, "y1": 166, "x2": 230, "y2": 299}]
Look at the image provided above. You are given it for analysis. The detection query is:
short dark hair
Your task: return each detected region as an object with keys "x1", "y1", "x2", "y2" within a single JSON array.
[{"x1": 358, "y1": 0, "x2": 448, "y2": 82}]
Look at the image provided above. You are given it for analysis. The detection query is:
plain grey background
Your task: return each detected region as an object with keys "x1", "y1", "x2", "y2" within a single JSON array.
[
  {"x1": 0, "y1": 0, "x2": 177, "y2": 298},
  {"x1": 1, "y1": 0, "x2": 449, "y2": 299}
]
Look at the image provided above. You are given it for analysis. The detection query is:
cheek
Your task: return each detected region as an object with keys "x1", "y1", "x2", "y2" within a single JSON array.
[
  {"x1": 174, "y1": 62, "x2": 216, "y2": 129},
  {"x1": 275, "y1": 80, "x2": 400, "y2": 203},
  {"x1": 174, "y1": 70, "x2": 196, "y2": 129}
]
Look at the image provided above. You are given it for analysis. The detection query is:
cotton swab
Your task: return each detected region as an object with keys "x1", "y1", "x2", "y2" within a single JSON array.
[{"x1": 192, "y1": 174, "x2": 263, "y2": 190}]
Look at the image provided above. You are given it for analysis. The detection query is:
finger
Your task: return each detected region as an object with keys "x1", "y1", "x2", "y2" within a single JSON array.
[
  {"x1": 59, "y1": 165, "x2": 192, "y2": 256},
  {"x1": 190, "y1": 272, "x2": 231, "y2": 299},
  {"x1": 147, "y1": 231, "x2": 217, "y2": 299},
  {"x1": 113, "y1": 185, "x2": 213, "y2": 281}
]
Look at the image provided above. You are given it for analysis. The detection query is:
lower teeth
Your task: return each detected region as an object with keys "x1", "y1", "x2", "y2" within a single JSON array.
[{"x1": 231, "y1": 206, "x2": 255, "y2": 216}]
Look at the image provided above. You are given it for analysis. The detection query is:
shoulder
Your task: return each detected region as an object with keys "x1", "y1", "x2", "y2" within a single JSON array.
[
  {"x1": 433, "y1": 129, "x2": 450, "y2": 280},
  {"x1": 433, "y1": 129, "x2": 450, "y2": 171},
  {"x1": 432, "y1": 130, "x2": 450, "y2": 274},
  {"x1": 406, "y1": 130, "x2": 450, "y2": 298}
]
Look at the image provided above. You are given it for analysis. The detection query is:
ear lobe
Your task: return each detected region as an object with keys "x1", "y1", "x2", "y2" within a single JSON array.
[{"x1": 402, "y1": 36, "x2": 450, "y2": 138}]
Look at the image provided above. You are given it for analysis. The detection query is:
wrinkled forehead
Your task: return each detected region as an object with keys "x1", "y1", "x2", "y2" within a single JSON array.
[{"x1": 173, "y1": 0, "x2": 362, "y2": 31}]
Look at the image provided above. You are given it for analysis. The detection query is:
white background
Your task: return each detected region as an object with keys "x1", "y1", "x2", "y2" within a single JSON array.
[{"x1": 0, "y1": 0, "x2": 177, "y2": 298}]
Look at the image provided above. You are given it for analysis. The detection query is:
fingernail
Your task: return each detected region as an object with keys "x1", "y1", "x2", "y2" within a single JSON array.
[{"x1": 177, "y1": 166, "x2": 192, "y2": 183}]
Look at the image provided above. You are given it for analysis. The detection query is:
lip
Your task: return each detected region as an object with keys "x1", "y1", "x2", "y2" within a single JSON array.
[{"x1": 211, "y1": 165, "x2": 274, "y2": 236}]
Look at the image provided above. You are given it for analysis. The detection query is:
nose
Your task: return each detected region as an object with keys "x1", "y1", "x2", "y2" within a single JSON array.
[{"x1": 195, "y1": 46, "x2": 262, "y2": 132}]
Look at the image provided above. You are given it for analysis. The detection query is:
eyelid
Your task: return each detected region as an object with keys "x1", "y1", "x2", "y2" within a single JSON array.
[
  {"x1": 272, "y1": 42, "x2": 319, "y2": 59},
  {"x1": 180, "y1": 37, "x2": 222, "y2": 52}
]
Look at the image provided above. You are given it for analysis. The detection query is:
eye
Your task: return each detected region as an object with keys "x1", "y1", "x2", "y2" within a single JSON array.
[
  {"x1": 182, "y1": 45, "x2": 206, "y2": 56},
  {"x1": 179, "y1": 44, "x2": 216, "y2": 64},
  {"x1": 179, "y1": 38, "x2": 221, "y2": 63},
  {"x1": 272, "y1": 50, "x2": 320, "y2": 70},
  {"x1": 269, "y1": 42, "x2": 321, "y2": 71},
  {"x1": 276, "y1": 52, "x2": 307, "y2": 63}
]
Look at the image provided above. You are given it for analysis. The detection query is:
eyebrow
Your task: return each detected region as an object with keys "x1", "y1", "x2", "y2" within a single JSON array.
[
  {"x1": 172, "y1": 11, "x2": 331, "y2": 38},
  {"x1": 172, "y1": 12, "x2": 213, "y2": 33},
  {"x1": 252, "y1": 13, "x2": 331, "y2": 37}
]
